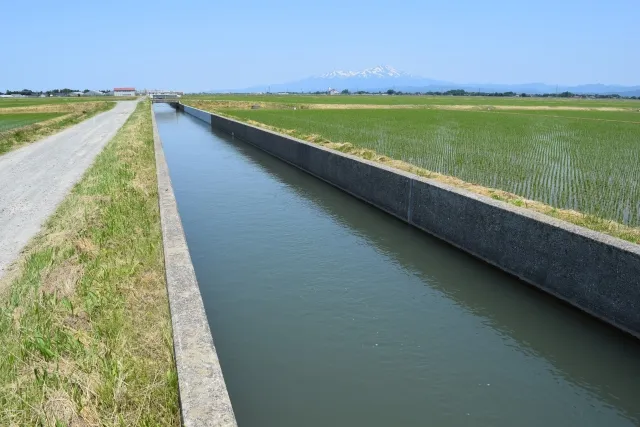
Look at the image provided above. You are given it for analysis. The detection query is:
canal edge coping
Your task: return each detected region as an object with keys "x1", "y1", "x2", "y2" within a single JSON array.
[
  {"x1": 152, "y1": 108, "x2": 238, "y2": 427},
  {"x1": 178, "y1": 103, "x2": 640, "y2": 339}
]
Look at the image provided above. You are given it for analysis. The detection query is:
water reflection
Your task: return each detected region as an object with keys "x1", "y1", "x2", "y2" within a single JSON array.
[{"x1": 154, "y1": 105, "x2": 640, "y2": 427}]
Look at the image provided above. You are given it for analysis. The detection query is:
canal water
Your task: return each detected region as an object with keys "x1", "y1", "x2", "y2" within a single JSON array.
[{"x1": 153, "y1": 105, "x2": 640, "y2": 427}]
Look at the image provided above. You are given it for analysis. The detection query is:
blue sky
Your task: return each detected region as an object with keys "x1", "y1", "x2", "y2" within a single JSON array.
[{"x1": 1, "y1": 0, "x2": 638, "y2": 92}]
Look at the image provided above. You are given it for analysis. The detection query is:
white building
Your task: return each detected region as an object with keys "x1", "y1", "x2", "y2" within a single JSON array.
[{"x1": 114, "y1": 87, "x2": 136, "y2": 97}]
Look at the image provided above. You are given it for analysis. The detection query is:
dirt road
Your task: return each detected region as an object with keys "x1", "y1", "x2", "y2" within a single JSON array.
[{"x1": 0, "y1": 101, "x2": 137, "y2": 280}]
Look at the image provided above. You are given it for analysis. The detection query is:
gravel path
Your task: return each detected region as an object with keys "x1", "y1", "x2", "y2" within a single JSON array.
[{"x1": 0, "y1": 101, "x2": 138, "y2": 280}]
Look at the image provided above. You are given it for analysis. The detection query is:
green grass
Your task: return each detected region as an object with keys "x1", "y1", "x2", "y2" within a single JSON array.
[
  {"x1": 0, "y1": 101, "x2": 179, "y2": 426},
  {"x1": 0, "y1": 102, "x2": 114, "y2": 155},
  {"x1": 0, "y1": 113, "x2": 65, "y2": 132},
  {"x1": 183, "y1": 94, "x2": 640, "y2": 108},
  {"x1": 224, "y1": 108, "x2": 640, "y2": 228},
  {"x1": 0, "y1": 97, "x2": 136, "y2": 108}
]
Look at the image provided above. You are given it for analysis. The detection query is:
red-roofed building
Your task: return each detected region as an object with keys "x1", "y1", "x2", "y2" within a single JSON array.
[{"x1": 114, "y1": 87, "x2": 136, "y2": 96}]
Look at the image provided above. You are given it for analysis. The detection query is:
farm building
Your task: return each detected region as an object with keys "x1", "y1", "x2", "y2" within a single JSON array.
[{"x1": 114, "y1": 87, "x2": 136, "y2": 97}]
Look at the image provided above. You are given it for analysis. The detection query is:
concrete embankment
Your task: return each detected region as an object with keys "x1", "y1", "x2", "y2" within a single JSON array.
[
  {"x1": 152, "y1": 110, "x2": 237, "y2": 426},
  {"x1": 178, "y1": 103, "x2": 640, "y2": 339}
]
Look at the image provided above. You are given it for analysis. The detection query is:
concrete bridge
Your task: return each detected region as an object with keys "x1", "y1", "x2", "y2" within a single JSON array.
[{"x1": 150, "y1": 92, "x2": 182, "y2": 104}]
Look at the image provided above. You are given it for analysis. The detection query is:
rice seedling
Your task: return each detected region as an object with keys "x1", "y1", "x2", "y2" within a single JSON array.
[{"x1": 223, "y1": 108, "x2": 640, "y2": 228}]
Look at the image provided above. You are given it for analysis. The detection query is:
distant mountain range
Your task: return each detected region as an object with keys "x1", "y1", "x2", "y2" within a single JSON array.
[{"x1": 212, "y1": 65, "x2": 640, "y2": 96}]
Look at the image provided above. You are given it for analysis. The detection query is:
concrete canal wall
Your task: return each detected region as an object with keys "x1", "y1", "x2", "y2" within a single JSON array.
[
  {"x1": 178, "y1": 103, "x2": 640, "y2": 339},
  {"x1": 152, "y1": 110, "x2": 237, "y2": 427}
]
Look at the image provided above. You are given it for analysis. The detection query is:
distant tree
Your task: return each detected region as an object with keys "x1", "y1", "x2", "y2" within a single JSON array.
[
  {"x1": 83, "y1": 89, "x2": 90, "y2": 93},
  {"x1": 387, "y1": 89, "x2": 396, "y2": 95},
  {"x1": 341, "y1": 89, "x2": 350, "y2": 94},
  {"x1": 558, "y1": 91, "x2": 572, "y2": 98},
  {"x1": 520, "y1": 93, "x2": 529, "y2": 97}
]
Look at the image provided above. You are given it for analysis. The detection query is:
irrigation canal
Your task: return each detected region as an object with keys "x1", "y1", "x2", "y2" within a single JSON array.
[{"x1": 154, "y1": 104, "x2": 640, "y2": 427}]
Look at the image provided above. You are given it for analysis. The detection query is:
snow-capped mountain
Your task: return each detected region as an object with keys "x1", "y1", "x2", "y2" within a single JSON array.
[
  {"x1": 319, "y1": 65, "x2": 409, "y2": 79},
  {"x1": 214, "y1": 65, "x2": 640, "y2": 95},
  {"x1": 236, "y1": 65, "x2": 448, "y2": 93}
]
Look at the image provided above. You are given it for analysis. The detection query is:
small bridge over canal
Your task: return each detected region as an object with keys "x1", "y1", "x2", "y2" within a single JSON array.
[{"x1": 150, "y1": 92, "x2": 182, "y2": 104}]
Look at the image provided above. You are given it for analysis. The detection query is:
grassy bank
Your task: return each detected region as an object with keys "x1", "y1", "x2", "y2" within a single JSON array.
[
  {"x1": 0, "y1": 113, "x2": 66, "y2": 133},
  {"x1": 0, "y1": 102, "x2": 114, "y2": 155},
  {"x1": 0, "y1": 101, "x2": 179, "y2": 425}
]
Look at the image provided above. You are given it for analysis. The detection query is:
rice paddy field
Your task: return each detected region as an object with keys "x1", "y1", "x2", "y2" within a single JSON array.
[
  {"x1": 0, "y1": 96, "x2": 135, "y2": 109},
  {"x1": 220, "y1": 107, "x2": 640, "y2": 228},
  {"x1": 0, "y1": 112, "x2": 65, "y2": 132},
  {"x1": 183, "y1": 94, "x2": 640, "y2": 109}
]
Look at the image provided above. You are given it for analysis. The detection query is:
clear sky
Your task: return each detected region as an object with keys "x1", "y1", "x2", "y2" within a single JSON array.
[{"x1": 1, "y1": 0, "x2": 638, "y2": 92}]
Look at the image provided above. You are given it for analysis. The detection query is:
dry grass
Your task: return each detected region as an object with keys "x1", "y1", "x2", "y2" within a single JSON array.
[
  {"x1": 0, "y1": 101, "x2": 179, "y2": 426},
  {"x1": 233, "y1": 116, "x2": 640, "y2": 244},
  {"x1": 0, "y1": 102, "x2": 115, "y2": 155},
  {"x1": 0, "y1": 103, "x2": 112, "y2": 115}
]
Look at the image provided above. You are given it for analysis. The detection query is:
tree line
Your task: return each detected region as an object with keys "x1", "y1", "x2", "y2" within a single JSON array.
[
  {"x1": 307, "y1": 88, "x2": 638, "y2": 100},
  {"x1": 1, "y1": 88, "x2": 112, "y2": 96}
]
